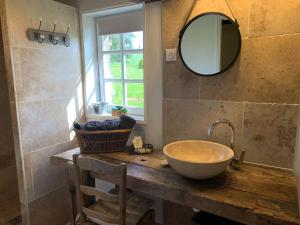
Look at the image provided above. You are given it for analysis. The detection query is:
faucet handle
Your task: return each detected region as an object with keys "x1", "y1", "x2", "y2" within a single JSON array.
[
  {"x1": 231, "y1": 150, "x2": 246, "y2": 170},
  {"x1": 239, "y1": 150, "x2": 246, "y2": 163}
]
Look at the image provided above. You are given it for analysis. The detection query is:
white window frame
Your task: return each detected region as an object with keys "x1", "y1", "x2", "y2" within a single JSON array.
[{"x1": 97, "y1": 32, "x2": 145, "y2": 117}]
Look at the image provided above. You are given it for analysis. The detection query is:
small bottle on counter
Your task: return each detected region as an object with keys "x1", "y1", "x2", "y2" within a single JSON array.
[{"x1": 132, "y1": 136, "x2": 153, "y2": 154}]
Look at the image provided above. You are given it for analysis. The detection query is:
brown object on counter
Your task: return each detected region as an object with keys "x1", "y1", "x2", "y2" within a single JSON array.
[
  {"x1": 112, "y1": 110, "x2": 126, "y2": 117},
  {"x1": 74, "y1": 129, "x2": 131, "y2": 154}
]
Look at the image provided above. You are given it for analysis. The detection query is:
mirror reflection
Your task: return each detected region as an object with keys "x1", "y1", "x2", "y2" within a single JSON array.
[{"x1": 179, "y1": 13, "x2": 241, "y2": 76}]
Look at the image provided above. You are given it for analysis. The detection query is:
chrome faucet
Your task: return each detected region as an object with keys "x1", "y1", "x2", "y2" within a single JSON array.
[{"x1": 208, "y1": 119, "x2": 246, "y2": 169}]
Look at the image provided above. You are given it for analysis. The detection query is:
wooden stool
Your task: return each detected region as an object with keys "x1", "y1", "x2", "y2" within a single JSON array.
[{"x1": 73, "y1": 154, "x2": 155, "y2": 225}]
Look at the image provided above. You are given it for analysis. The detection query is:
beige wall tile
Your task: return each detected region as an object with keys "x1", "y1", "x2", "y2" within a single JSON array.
[
  {"x1": 190, "y1": 0, "x2": 250, "y2": 37},
  {"x1": 163, "y1": 0, "x2": 194, "y2": 49},
  {"x1": 15, "y1": 162, "x2": 26, "y2": 205},
  {"x1": 17, "y1": 48, "x2": 81, "y2": 102},
  {"x1": 2, "y1": 0, "x2": 82, "y2": 224},
  {"x1": 7, "y1": 47, "x2": 26, "y2": 103},
  {"x1": 23, "y1": 153, "x2": 34, "y2": 203},
  {"x1": 243, "y1": 103, "x2": 298, "y2": 168},
  {"x1": 0, "y1": 1, "x2": 9, "y2": 47},
  {"x1": 29, "y1": 186, "x2": 70, "y2": 225},
  {"x1": 20, "y1": 202, "x2": 30, "y2": 225},
  {"x1": 12, "y1": 48, "x2": 24, "y2": 103},
  {"x1": 5, "y1": 0, "x2": 80, "y2": 51},
  {"x1": 3, "y1": 46, "x2": 17, "y2": 103},
  {"x1": 8, "y1": 104, "x2": 28, "y2": 205},
  {"x1": 18, "y1": 99, "x2": 80, "y2": 154},
  {"x1": 29, "y1": 141, "x2": 76, "y2": 199},
  {"x1": 249, "y1": 0, "x2": 300, "y2": 37},
  {"x1": 163, "y1": 60, "x2": 200, "y2": 99},
  {"x1": 163, "y1": 99, "x2": 243, "y2": 154},
  {"x1": 9, "y1": 103, "x2": 21, "y2": 154},
  {"x1": 199, "y1": 34, "x2": 300, "y2": 104},
  {"x1": 162, "y1": 0, "x2": 200, "y2": 99}
]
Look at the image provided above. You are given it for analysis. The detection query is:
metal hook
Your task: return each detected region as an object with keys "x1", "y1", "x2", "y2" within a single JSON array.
[
  {"x1": 63, "y1": 24, "x2": 70, "y2": 47},
  {"x1": 50, "y1": 21, "x2": 58, "y2": 45},
  {"x1": 37, "y1": 18, "x2": 45, "y2": 43}
]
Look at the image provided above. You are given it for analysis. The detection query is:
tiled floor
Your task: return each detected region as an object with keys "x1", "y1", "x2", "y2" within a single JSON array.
[{"x1": 0, "y1": 197, "x2": 21, "y2": 225}]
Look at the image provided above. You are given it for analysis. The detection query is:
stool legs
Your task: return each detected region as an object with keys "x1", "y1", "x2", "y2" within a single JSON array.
[
  {"x1": 65, "y1": 163, "x2": 77, "y2": 225},
  {"x1": 137, "y1": 209, "x2": 155, "y2": 225}
]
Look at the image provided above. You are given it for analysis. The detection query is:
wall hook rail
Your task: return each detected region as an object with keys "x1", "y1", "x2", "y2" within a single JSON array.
[
  {"x1": 50, "y1": 21, "x2": 58, "y2": 45},
  {"x1": 36, "y1": 18, "x2": 45, "y2": 43},
  {"x1": 224, "y1": 0, "x2": 239, "y2": 25},
  {"x1": 63, "y1": 24, "x2": 70, "y2": 47},
  {"x1": 181, "y1": 0, "x2": 239, "y2": 34},
  {"x1": 26, "y1": 19, "x2": 71, "y2": 47}
]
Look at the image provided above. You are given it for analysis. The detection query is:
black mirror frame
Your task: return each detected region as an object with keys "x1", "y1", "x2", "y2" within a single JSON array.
[{"x1": 178, "y1": 12, "x2": 242, "y2": 77}]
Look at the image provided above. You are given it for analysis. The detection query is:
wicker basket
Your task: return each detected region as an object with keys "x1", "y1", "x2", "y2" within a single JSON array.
[{"x1": 74, "y1": 128, "x2": 132, "y2": 154}]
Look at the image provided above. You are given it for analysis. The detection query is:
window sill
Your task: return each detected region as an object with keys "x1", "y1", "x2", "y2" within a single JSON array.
[{"x1": 86, "y1": 113, "x2": 146, "y2": 125}]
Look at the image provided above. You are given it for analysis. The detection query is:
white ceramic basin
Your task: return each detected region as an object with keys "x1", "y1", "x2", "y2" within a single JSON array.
[{"x1": 163, "y1": 140, "x2": 234, "y2": 179}]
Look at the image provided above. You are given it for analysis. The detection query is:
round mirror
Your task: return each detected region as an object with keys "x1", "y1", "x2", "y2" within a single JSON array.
[{"x1": 179, "y1": 12, "x2": 241, "y2": 76}]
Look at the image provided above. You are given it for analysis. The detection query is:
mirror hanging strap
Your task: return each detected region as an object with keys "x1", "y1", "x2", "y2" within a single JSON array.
[
  {"x1": 179, "y1": 0, "x2": 198, "y2": 38},
  {"x1": 180, "y1": 0, "x2": 239, "y2": 38},
  {"x1": 224, "y1": 0, "x2": 239, "y2": 26}
]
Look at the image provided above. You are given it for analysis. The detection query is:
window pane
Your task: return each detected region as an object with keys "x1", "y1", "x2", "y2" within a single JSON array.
[
  {"x1": 125, "y1": 54, "x2": 143, "y2": 79},
  {"x1": 102, "y1": 34, "x2": 121, "y2": 51},
  {"x1": 104, "y1": 82, "x2": 123, "y2": 106},
  {"x1": 126, "y1": 83, "x2": 144, "y2": 108},
  {"x1": 123, "y1": 31, "x2": 143, "y2": 50},
  {"x1": 103, "y1": 54, "x2": 122, "y2": 79}
]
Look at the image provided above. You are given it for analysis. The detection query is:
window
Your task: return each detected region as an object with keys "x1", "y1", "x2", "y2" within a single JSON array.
[
  {"x1": 82, "y1": 6, "x2": 145, "y2": 121},
  {"x1": 98, "y1": 31, "x2": 144, "y2": 117},
  {"x1": 82, "y1": 3, "x2": 162, "y2": 143}
]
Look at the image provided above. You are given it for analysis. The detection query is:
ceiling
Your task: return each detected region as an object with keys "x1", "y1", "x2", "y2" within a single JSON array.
[
  {"x1": 54, "y1": 0, "x2": 161, "y2": 8},
  {"x1": 54, "y1": 0, "x2": 78, "y2": 7}
]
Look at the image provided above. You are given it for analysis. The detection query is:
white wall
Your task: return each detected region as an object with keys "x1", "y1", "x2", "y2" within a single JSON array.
[
  {"x1": 141, "y1": 4, "x2": 164, "y2": 224},
  {"x1": 143, "y1": 1, "x2": 163, "y2": 149},
  {"x1": 81, "y1": 15, "x2": 100, "y2": 110},
  {"x1": 81, "y1": 2, "x2": 163, "y2": 149},
  {"x1": 54, "y1": 0, "x2": 134, "y2": 11}
]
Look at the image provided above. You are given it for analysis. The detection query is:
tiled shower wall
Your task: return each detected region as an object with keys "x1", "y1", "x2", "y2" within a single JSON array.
[
  {"x1": 1, "y1": 0, "x2": 84, "y2": 224},
  {"x1": 0, "y1": 15, "x2": 19, "y2": 203},
  {"x1": 163, "y1": 0, "x2": 300, "y2": 169}
]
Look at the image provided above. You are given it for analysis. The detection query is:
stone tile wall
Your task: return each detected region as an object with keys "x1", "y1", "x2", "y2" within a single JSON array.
[
  {"x1": 163, "y1": 0, "x2": 300, "y2": 169},
  {"x1": 0, "y1": 0, "x2": 84, "y2": 224},
  {"x1": 0, "y1": 13, "x2": 19, "y2": 204}
]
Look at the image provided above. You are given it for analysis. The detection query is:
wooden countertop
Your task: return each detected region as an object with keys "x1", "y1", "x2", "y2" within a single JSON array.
[{"x1": 51, "y1": 148, "x2": 299, "y2": 225}]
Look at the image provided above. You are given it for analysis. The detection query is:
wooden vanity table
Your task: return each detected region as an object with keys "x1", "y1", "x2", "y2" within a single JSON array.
[{"x1": 51, "y1": 148, "x2": 299, "y2": 225}]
